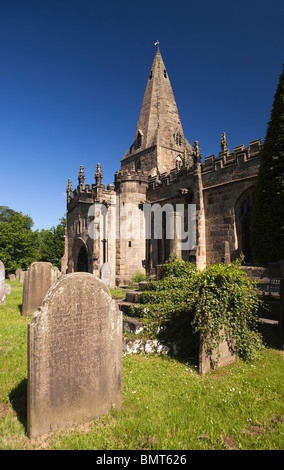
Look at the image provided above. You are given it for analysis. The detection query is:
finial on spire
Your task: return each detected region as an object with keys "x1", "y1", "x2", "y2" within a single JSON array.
[
  {"x1": 78, "y1": 165, "x2": 85, "y2": 187},
  {"x1": 154, "y1": 40, "x2": 159, "y2": 49},
  {"x1": 95, "y1": 163, "x2": 103, "y2": 185},
  {"x1": 220, "y1": 131, "x2": 228, "y2": 153},
  {"x1": 193, "y1": 140, "x2": 202, "y2": 164}
]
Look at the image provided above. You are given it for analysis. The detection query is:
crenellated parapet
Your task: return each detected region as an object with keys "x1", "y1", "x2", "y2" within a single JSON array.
[
  {"x1": 201, "y1": 138, "x2": 262, "y2": 174},
  {"x1": 114, "y1": 168, "x2": 149, "y2": 185},
  {"x1": 146, "y1": 137, "x2": 261, "y2": 193},
  {"x1": 66, "y1": 163, "x2": 115, "y2": 210}
]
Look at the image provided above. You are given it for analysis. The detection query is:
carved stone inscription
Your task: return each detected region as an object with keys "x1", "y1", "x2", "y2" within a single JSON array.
[{"x1": 27, "y1": 272, "x2": 122, "y2": 438}]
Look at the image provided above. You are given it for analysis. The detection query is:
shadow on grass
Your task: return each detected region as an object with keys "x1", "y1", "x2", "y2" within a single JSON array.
[
  {"x1": 258, "y1": 322, "x2": 283, "y2": 351},
  {"x1": 9, "y1": 378, "x2": 27, "y2": 433}
]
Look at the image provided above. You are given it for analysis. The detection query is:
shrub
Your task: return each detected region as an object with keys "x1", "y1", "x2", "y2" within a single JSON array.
[
  {"x1": 130, "y1": 270, "x2": 148, "y2": 284},
  {"x1": 190, "y1": 261, "x2": 263, "y2": 362},
  {"x1": 130, "y1": 257, "x2": 264, "y2": 363}
]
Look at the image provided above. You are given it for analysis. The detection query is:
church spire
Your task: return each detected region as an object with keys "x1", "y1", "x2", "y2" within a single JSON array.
[{"x1": 121, "y1": 44, "x2": 192, "y2": 174}]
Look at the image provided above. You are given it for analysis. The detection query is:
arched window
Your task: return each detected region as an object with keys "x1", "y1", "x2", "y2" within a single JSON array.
[
  {"x1": 136, "y1": 131, "x2": 142, "y2": 149},
  {"x1": 175, "y1": 132, "x2": 182, "y2": 146}
]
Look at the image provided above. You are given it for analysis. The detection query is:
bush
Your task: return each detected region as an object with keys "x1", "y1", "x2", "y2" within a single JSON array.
[
  {"x1": 130, "y1": 257, "x2": 264, "y2": 362},
  {"x1": 190, "y1": 261, "x2": 263, "y2": 362},
  {"x1": 130, "y1": 270, "x2": 148, "y2": 284}
]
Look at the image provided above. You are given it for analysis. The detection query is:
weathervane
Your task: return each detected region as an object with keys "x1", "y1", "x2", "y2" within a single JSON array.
[{"x1": 155, "y1": 40, "x2": 159, "y2": 48}]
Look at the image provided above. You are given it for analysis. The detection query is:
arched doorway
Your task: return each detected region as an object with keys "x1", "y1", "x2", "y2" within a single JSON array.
[
  {"x1": 234, "y1": 187, "x2": 255, "y2": 262},
  {"x1": 77, "y1": 245, "x2": 89, "y2": 272}
]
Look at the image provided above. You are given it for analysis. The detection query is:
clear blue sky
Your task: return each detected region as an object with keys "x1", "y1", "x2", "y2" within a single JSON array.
[{"x1": 0, "y1": 0, "x2": 283, "y2": 230}]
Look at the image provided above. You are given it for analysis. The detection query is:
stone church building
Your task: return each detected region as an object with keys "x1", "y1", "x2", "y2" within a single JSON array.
[{"x1": 62, "y1": 44, "x2": 261, "y2": 287}]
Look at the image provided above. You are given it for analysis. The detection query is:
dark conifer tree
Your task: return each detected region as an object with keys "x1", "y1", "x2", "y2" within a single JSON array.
[{"x1": 250, "y1": 65, "x2": 284, "y2": 265}]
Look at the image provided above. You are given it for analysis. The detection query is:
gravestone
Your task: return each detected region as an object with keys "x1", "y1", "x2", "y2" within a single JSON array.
[
  {"x1": 19, "y1": 270, "x2": 26, "y2": 283},
  {"x1": 8, "y1": 274, "x2": 16, "y2": 281},
  {"x1": 101, "y1": 262, "x2": 111, "y2": 287},
  {"x1": 0, "y1": 261, "x2": 6, "y2": 306},
  {"x1": 22, "y1": 262, "x2": 60, "y2": 316},
  {"x1": 199, "y1": 330, "x2": 235, "y2": 375},
  {"x1": 5, "y1": 283, "x2": 11, "y2": 295},
  {"x1": 27, "y1": 272, "x2": 122, "y2": 438},
  {"x1": 15, "y1": 268, "x2": 22, "y2": 280}
]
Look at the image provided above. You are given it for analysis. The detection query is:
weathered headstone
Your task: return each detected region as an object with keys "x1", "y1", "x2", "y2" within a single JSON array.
[
  {"x1": 15, "y1": 268, "x2": 22, "y2": 280},
  {"x1": 5, "y1": 283, "x2": 11, "y2": 295},
  {"x1": 199, "y1": 330, "x2": 235, "y2": 375},
  {"x1": 19, "y1": 270, "x2": 26, "y2": 283},
  {"x1": 22, "y1": 262, "x2": 60, "y2": 316},
  {"x1": 0, "y1": 261, "x2": 6, "y2": 306},
  {"x1": 27, "y1": 272, "x2": 122, "y2": 438},
  {"x1": 8, "y1": 274, "x2": 16, "y2": 281},
  {"x1": 100, "y1": 262, "x2": 111, "y2": 287}
]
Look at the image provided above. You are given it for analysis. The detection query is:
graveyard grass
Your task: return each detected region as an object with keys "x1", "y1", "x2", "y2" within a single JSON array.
[{"x1": 0, "y1": 282, "x2": 284, "y2": 450}]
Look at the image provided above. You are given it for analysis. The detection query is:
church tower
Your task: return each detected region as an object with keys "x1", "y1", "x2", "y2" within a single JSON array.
[{"x1": 121, "y1": 42, "x2": 193, "y2": 176}]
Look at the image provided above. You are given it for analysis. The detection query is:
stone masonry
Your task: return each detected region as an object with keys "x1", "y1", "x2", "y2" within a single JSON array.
[{"x1": 63, "y1": 45, "x2": 261, "y2": 285}]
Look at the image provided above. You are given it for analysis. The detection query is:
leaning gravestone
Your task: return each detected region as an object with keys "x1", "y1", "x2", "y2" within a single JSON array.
[
  {"x1": 27, "y1": 272, "x2": 123, "y2": 438},
  {"x1": 0, "y1": 261, "x2": 6, "y2": 306},
  {"x1": 100, "y1": 262, "x2": 111, "y2": 287},
  {"x1": 22, "y1": 262, "x2": 60, "y2": 316}
]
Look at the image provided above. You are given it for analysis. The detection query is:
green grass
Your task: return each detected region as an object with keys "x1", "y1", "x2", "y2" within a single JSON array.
[
  {"x1": 109, "y1": 287, "x2": 126, "y2": 299},
  {"x1": 0, "y1": 281, "x2": 283, "y2": 450}
]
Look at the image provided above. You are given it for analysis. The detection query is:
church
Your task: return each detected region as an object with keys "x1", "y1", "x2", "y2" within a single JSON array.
[{"x1": 62, "y1": 44, "x2": 261, "y2": 287}]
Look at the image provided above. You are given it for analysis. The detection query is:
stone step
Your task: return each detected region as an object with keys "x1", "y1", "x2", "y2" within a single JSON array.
[
  {"x1": 125, "y1": 291, "x2": 142, "y2": 303},
  {"x1": 118, "y1": 301, "x2": 141, "y2": 316},
  {"x1": 123, "y1": 318, "x2": 144, "y2": 334}
]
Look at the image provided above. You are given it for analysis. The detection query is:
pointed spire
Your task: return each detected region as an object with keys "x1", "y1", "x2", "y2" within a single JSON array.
[
  {"x1": 95, "y1": 163, "x2": 103, "y2": 185},
  {"x1": 122, "y1": 44, "x2": 192, "y2": 166}
]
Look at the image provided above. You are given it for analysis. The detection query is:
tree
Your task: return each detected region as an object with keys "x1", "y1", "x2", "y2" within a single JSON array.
[
  {"x1": 0, "y1": 206, "x2": 66, "y2": 273},
  {"x1": 0, "y1": 206, "x2": 40, "y2": 273},
  {"x1": 250, "y1": 65, "x2": 284, "y2": 265},
  {"x1": 38, "y1": 217, "x2": 66, "y2": 269}
]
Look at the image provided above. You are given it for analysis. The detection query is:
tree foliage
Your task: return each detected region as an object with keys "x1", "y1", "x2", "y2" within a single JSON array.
[
  {"x1": 0, "y1": 206, "x2": 66, "y2": 273},
  {"x1": 250, "y1": 65, "x2": 284, "y2": 265},
  {"x1": 37, "y1": 216, "x2": 66, "y2": 269},
  {"x1": 0, "y1": 206, "x2": 39, "y2": 273}
]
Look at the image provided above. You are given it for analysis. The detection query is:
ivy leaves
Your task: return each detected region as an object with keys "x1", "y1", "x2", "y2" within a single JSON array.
[{"x1": 131, "y1": 257, "x2": 263, "y2": 362}]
